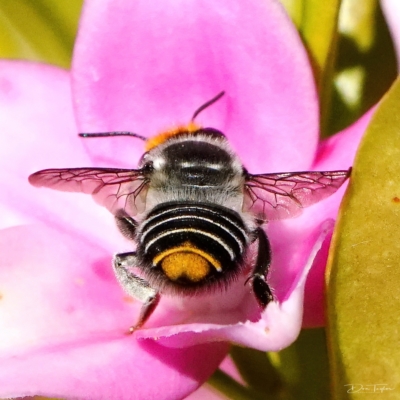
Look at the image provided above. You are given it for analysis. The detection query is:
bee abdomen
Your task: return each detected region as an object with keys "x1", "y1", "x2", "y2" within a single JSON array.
[{"x1": 137, "y1": 202, "x2": 248, "y2": 284}]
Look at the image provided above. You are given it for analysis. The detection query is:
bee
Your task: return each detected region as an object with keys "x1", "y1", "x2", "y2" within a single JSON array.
[{"x1": 29, "y1": 92, "x2": 350, "y2": 331}]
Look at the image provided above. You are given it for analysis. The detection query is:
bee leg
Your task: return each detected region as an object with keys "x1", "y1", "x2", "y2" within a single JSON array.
[
  {"x1": 115, "y1": 213, "x2": 137, "y2": 240},
  {"x1": 113, "y1": 252, "x2": 160, "y2": 332},
  {"x1": 250, "y1": 228, "x2": 274, "y2": 308}
]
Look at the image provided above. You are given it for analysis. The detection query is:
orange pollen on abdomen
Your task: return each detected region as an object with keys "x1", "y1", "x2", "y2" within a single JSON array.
[
  {"x1": 153, "y1": 241, "x2": 222, "y2": 282},
  {"x1": 161, "y1": 252, "x2": 210, "y2": 282}
]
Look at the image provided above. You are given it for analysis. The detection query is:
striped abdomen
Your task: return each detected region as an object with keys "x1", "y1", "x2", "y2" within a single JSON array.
[{"x1": 136, "y1": 202, "x2": 249, "y2": 288}]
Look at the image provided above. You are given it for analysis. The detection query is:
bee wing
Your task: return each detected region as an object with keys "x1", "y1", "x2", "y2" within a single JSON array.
[
  {"x1": 244, "y1": 169, "x2": 351, "y2": 220},
  {"x1": 29, "y1": 167, "x2": 149, "y2": 216}
]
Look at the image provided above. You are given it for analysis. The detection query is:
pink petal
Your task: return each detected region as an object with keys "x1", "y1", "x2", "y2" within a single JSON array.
[
  {"x1": 381, "y1": 0, "x2": 400, "y2": 69},
  {"x1": 300, "y1": 108, "x2": 375, "y2": 327},
  {"x1": 134, "y1": 221, "x2": 332, "y2": 351},
  {"x1": 72, "y1": 0, "x2": 318, "y2": 172},
  {"x1": 0, "y1": 225, "x2": 228, "y2": 399},
  {"x1": 313, "y1": 107, "x2": 374, "y2": 170},
  {"x1": 187, "y1": 380, "x2": 227, "y2": 400},
  {"x1": 0, "y1": 61, "x2": 86, "y2": 173},
  {"x1": 0, "y1": 61, "x2": 121, "y2": 247},
  {"x1": 0, "y1": 339, "x2": 227, "y2": 400},
  {"x1": 187, "y1": 356, "x2": 243, "y2": 400},
  {"x1": 301, "y1": 229, "x2": 333, "y2": 327},
  {"x1": 266, "y1": 219, "x2": 335, "y2": 302}
]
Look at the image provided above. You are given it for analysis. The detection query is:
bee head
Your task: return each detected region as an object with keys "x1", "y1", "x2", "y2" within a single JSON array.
[{"x1": 145, "y1": 91, "x2": 226, "y2": 151}]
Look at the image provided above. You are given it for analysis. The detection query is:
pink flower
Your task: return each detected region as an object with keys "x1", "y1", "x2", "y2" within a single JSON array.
[{"x1": 0, "y1": 0, "x2": 369, "y2": 398}]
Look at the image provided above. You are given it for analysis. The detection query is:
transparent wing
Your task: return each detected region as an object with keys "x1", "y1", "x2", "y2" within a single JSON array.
[
  {"x1": 244, "y1": 169, "x2": 351, "y2": 220},
  {"x1": 29, "y1": 167, "x2": 149, "y2": 216}
]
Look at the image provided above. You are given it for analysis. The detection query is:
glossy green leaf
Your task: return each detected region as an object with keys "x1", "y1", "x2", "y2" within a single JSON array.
[
  {"x1": 326, "y1": 76, "x2": 400, "y2": 398},
  {"x1": 0, "y1": 0, "x2": 83, "y2": 68}
]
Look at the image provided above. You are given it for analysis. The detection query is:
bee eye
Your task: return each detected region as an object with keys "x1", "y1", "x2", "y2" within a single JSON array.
[{"x1": 143, "y1": 161, "x2": 154, "y2": 174}]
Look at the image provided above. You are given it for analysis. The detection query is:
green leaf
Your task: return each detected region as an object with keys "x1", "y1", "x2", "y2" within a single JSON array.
[
  {"x1": 268, "y1": 328, "x2": 330, "y2": 400},
  {"x1": 280, "y1": 0, "x2": 341, "y2": 82},
  {"x1": 299, "y1": 0, "x2": 341, "y2": 82},
  {"x1": 281, "y1": 0, "x2": 342, "y2": 137},
  {"x1": 223, "y1": 329, "x2": 330, "y2": 399},
  {"x1": 326, "y1": 76, "x2": 400, "y2": 398},
  {"x1": 208, "y1": 368, "x2": 266, "y2": 400},
  {"x1": 230, "y1": 346, "x2": 286, "y2": 399},
  {"x1": 327, "y1": 0, "x2": 397, "y2": 135},
  {"x1": 0, "y1": 0, "x2": 83, "y2": 68}
]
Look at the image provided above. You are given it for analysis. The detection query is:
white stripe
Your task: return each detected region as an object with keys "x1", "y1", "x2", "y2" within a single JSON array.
[
  {"x1": 180, "y1": 161, "x2": 224, "y2": 170},
  {"x1": 144, "y1": 228, "x2": 236, "y2": 260},
  {"x1": 142, "y1": 204, "x2": 247, "y2": 239},
  {"x1": 140, "y1": 214, "x2": 245, "y2": 253}
]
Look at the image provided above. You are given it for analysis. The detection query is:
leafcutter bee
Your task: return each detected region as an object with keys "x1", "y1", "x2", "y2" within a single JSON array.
[{"x1": 29, "y1": 92, "x2": 350, "y2": 330}]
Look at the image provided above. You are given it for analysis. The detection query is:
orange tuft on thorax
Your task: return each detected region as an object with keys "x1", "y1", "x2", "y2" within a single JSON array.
[{"x1": 145, "y1": 122, "x2": 200, "y2": 151}]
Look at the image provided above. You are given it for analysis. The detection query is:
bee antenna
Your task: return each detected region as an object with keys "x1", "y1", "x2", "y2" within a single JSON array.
[
  {"x1": 79, "y1": 131, "x2": 147, "y2": 141},
  {"x1": 191, "y1": 91, "x2": 225, "y2": 122}
]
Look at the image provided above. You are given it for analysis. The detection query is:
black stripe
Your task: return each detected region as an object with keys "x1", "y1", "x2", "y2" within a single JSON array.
[
  {"x1": 141, "y1": 212, "x2": 245, "y2": 253},
  {"x1": 141, "y1": 203, "x2": 247, "y2": 242},
  {"x1": 137, "y1": 202, "x2": 248, "y2": 271},
  {"x1": 140, "y1": 203, "x2": 247, "y2": 253}
]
